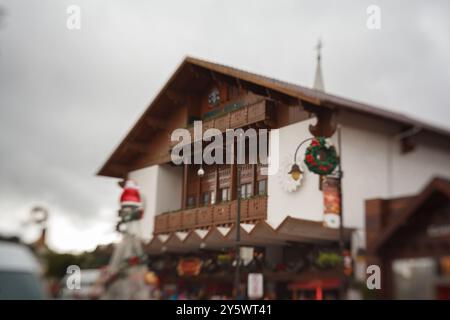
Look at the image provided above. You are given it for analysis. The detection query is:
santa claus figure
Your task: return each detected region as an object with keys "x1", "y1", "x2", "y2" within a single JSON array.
[
  {"x1": 118, "y1": 180, "x2": 144, "y2": 224},
  {"x1": 102, "y1": 179, "x2": 150, "y2": 300}
]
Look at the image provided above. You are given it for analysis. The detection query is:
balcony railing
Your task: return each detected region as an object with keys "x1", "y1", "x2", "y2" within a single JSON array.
[
  {"x1": 154, "y1": 196, "x2": 267, "y2": 234},
  {"x1": 170, "y1": 99, "x2": 273, "y2": 148}
]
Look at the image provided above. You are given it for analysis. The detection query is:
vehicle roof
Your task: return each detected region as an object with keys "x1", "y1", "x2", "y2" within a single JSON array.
[{"x1": 0, "y1": 241, "x2": 41, "y2": 273}]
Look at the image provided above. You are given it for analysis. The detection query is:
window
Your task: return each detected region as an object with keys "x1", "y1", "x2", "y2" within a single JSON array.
[
  {"x1": 187, "y1": 196, "x2": 196, "y2": 208},
  {"x1": 202, "y1": 191, "x2": 216, "y2": 205},
  {"x1": 240, "y1": 183, "x2": 253, "y2": 199},
  {"x1": 202, "y1": 192, "x2": 210, "y2": 206},
  {"x1": 258, "y1": 180, "x2": 267, "y2": 195},
  {"x1": 220, "y1": 188, "x2": 231, "y2": 202},
  {"x1": 211, "y1": 191, "x2": 216, "y2": 205}
]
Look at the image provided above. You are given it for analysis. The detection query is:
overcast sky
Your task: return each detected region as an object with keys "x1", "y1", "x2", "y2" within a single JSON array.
[{"x1": 0, "y1": 0, "x2": 449, "y2": 252}]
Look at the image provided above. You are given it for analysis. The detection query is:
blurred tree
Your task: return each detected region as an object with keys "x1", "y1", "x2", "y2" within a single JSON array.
[
  {"x1": 44, "y1": 251, "x2": 82, "y2": 278},
  {"x1": 44, "y1": 245, "x2": 113, "y2": 279}
]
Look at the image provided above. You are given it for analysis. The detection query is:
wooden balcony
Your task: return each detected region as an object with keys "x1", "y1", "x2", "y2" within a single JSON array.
[
  {"x1": 154, "y1": 196, "x2": 267, "y2": 234},
  {"x1": 171, "y1": 99, "x2": 273, "y2": 148},
  {"x1": 216, "y1": 99, "x2": 273, "y2": 131}
]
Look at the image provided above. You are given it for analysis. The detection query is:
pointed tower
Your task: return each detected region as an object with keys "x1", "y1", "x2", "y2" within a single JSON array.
[{"x1": 313, "y1": 39, "x2": 325, "y2": 91}]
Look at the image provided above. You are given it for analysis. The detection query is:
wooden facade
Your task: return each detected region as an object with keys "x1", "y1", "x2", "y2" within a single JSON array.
[
  {"x1": 147, "y1": 75, "x2": 276, "y2": 233},
  {"x1": 365, "y1": 178, "x2": 450, "y2": 299}
]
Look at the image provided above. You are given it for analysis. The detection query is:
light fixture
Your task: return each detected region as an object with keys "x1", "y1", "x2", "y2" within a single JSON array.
[
  {"x1": 197, "y1": 166, "x2": 205, "y2": 177},
  {"x1": 288, "y1": 163, "x2": 303, "y2": 181},
  {"x1": 289, "y1": 137, "x2": 314, "y2": 181}
]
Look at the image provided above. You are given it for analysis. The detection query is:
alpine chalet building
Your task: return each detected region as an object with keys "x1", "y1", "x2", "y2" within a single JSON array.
[{"x1": 98, "y1": 56, "x2": 450, "y2": 299}]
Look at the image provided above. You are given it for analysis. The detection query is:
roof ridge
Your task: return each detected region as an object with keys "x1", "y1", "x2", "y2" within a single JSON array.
[{"x1": 185, "y1": 56, "x2": 450, "y2": 136}]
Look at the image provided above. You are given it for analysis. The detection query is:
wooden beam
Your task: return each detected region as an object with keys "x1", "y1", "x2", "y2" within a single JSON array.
[
  {"x1": 306, "y1": 107, "x2": 337, "y2": 138},
  {"x1": 215, "y1": 165, "x2": 219, "y2": 203},
  {"x1": 239, "y1": 79, "x2": 293, "y2": 105},
  {"x1": 126, "y1": 141, "x2": 148, "y2": 153},
  {"x1": 145, "y1": 116, "x2": 167, "y2": 130},
  {"x1": 166, "y1": 89, "x2": 188, "y2": 105},
  {"x1": 182, "y1": 163, "x2": 188, "y2": 210},
  {"x1": 108, "y1": 164, "x2": 130, "y2": 178},
  {"x1": 196, "y1": 166, "x2": 201, "y2": 206},
  {"x1": 230, "y1": 163, "x2": 237, "y2": 200}
]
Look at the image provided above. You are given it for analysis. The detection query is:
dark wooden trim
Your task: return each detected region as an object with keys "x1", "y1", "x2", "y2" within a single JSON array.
[
  {"x1": 230, "y1": 163, "x2": 237, "y2": 200},
  {"x1": 215, "y1": 165, "x2": 219, "y2": 203},
  {"x1": 196, "y1": 166, "x2": 201, "y2": 206},
  {"x1": 182, "y1": 163, "x2": 188, "y2": 209},
  {"x1": 145, "y1": 117, "x2": 167, "y2": 130}
]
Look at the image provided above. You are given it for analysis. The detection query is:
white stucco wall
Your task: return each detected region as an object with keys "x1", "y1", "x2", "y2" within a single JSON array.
[
  {"x1": 129, "y1": 164, "x2": 182, "y2": 241},
  {"x1": 390, "y1": 133, "x2": 450, "y2": 196},
  {"x1": 268, "y1": 112, "x2": 450, "y2": 246},
  {"x1": 128, "y1": 166, "x2": 158, "y2": 242},
  {"x1": 267, "y1": 119, "x2": 324, "y2": 228},
  {"x1": 154, "y1": 164, "x2": 183, "y2": 215}
]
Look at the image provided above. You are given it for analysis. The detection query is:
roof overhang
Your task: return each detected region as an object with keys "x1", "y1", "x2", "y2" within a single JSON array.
[
  {"x1": 145, "y1": 216, "x2": 353, "y2": 255},
  {"x1": 372, "y1": 177, "x2": 450, "y2": 253}
]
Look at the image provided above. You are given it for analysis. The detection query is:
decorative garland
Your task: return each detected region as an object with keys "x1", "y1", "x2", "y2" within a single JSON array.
[{"x1": 304, "y1": 137, "x2": 338, "y2": 175}]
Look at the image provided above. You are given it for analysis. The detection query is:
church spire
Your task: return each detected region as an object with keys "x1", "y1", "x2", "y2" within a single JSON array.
[{"x1": 313, "y1": 39, "x2": 325, "y2": 91}]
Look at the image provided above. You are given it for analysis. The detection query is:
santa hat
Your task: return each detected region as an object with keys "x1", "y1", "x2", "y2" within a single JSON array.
[{"x1": 120, "y1": 180, "x2": 142, "y2": 207}]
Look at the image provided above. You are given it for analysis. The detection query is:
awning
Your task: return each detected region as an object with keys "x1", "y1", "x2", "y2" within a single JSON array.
[{"x1": 145, "y1": 216, "x2": 353, "y2": 254}]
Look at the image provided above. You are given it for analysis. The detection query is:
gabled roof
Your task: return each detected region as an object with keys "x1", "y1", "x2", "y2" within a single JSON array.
[
  {"x1": 98, "y1": 56, "x2": 450, "y2": 178},
  {"x1": 372, "y1": 177, "x2": 450, "y2": 253}
]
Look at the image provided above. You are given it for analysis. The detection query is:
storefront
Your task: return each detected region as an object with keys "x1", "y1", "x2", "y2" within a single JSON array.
[
  {"x1": 366, "y1": 177, "x2": 450, "y2": 299},
  {"x1": 146, "y1": 217, "x2": 352, "y2": 300}
]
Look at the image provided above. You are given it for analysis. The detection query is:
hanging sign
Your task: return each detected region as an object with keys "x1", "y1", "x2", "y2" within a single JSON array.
[
  {"x1": 240, "y1": 247, "x2": 254, "y2": 266},
  {"x1": 247, "y1": 273, "x2": 264, "y2": 299},
  {"x1": 323, "y1": 177, "x2": 341, "y2": 229}
]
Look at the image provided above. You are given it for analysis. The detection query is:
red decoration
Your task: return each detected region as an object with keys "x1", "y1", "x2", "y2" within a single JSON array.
[
  {"x1": 177, "y1": 258, "x2": 202, "y2": 276},
  {"x1": 120, "y1": 180, "x2": 142, "y2": 207},
  {"x1": 343, "y1": 250, "x2": 353, "y2": 277},
  {"x1": 304, "y1": 137, "x2": 338, "y2": 175},
  {"x1": 128, "y1": 256, "x2": 140, "y2": 266}
]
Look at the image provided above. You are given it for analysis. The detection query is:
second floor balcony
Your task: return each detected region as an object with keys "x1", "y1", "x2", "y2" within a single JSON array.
[{"x1": 154, "y1": 195, "x2": 267, "y2": 234}]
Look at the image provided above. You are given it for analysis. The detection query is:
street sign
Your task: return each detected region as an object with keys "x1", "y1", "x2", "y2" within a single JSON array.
[{"x1": 247, "y1": 273, "x2": 264, "y2": 299}]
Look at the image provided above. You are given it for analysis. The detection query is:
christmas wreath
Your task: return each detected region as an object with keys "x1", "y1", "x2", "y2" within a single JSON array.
[{"x1": 304, "y1": 137, "x2": 338, "y2": 175}]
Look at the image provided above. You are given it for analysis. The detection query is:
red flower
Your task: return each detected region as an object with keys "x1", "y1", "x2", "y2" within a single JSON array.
[
  {"x1": 319, "y1": 165, "x2": 330, "y2": 172},
  {"x1": 311, "y1": 139, "x2": 320, "y2": 147},
  {"x1": 306, "y1": 154, "x2": 314, "y2": 163}
]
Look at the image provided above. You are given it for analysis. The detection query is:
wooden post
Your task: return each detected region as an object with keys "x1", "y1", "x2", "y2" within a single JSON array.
[
  {"x1": 231, "y1": 163, "x2": 237, "y2": 200},
  {"x1": 182, "y1": 163, "x2": 188, "y2": 209}
]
